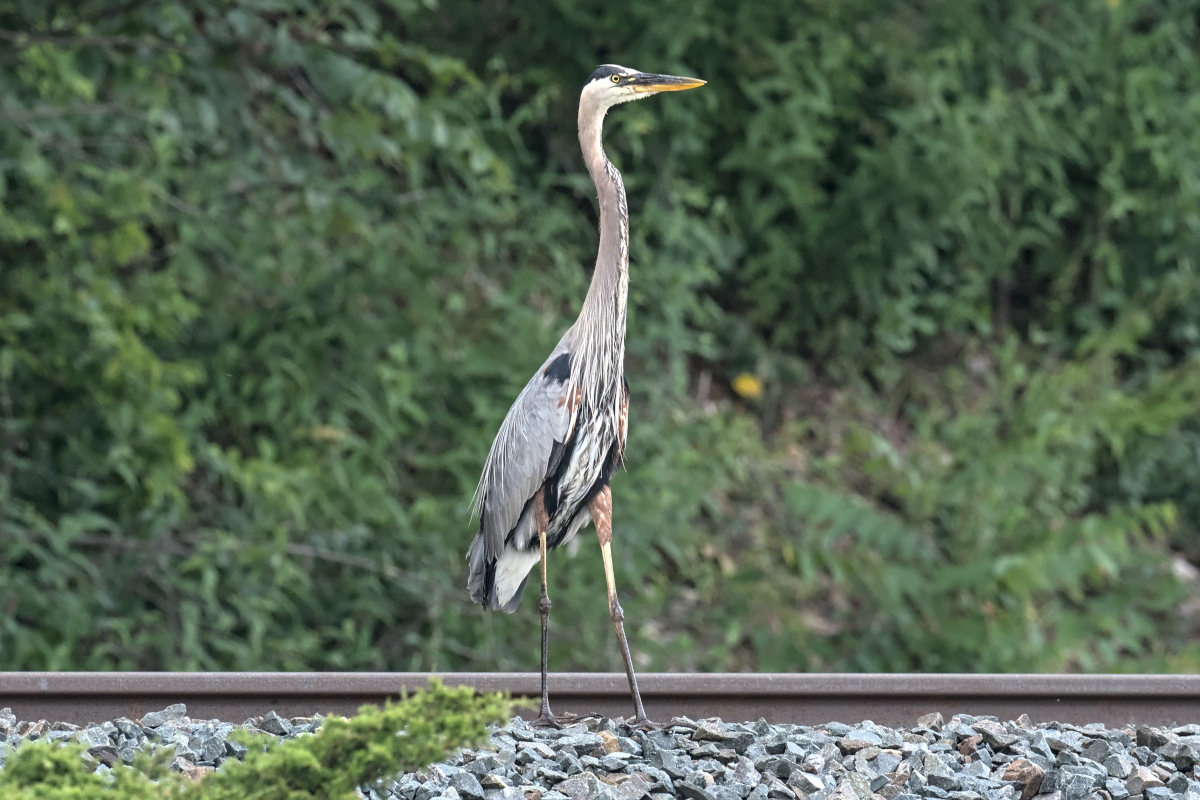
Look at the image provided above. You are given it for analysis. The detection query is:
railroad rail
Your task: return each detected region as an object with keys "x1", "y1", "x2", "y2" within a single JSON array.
[{"x1": 1, "y1": 673, "x2": 1198, "y2": 728}]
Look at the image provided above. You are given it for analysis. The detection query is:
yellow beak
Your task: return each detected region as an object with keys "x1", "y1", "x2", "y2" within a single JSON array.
[{"x1": 630, "y1": 73, "x2": 706, "y2": 93}]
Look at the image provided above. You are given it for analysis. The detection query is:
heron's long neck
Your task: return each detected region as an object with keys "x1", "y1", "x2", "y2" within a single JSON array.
[{"x1": 573, "y1": 101, "x2": 628, "y2": 410}]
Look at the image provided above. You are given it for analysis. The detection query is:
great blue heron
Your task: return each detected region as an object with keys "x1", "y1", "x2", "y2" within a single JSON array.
[{"x1": 467, "y1": 64, "x2": 705, "y2": 729}]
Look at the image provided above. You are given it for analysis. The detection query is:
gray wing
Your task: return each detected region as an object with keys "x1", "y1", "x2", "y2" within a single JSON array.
[{"x1": 470, "y1": 342, "x2": 579, "y2": 564}]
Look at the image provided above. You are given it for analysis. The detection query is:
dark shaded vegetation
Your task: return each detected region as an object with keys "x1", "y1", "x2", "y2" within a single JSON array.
[{"x1": 2, "y1": 0, "x2": 1200, "y2": 673}]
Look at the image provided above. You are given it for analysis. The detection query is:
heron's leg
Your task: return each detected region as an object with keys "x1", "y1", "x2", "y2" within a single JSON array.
[
  {"x1": 589, "y1": 486, "x2": 659, "y2": 730},
  {"x1": 532, "y1": 493, "x2": 559, "y2": 728}
]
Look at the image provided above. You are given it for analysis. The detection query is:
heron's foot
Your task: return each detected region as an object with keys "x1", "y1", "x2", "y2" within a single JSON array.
[
  {"x1": 622, "y1": 716, "x2": 698, "y2": 731},
  {"x1": 666, "y1": 717, "x2": 699, "y2": 730},
  {"x1": 622, "y1": 715, "x2": 664, "y2": 732},
  {"x1": 531, "y1": 707, "x2": 563, "y2": 728},
  {"x1": 531, "y1": 710, "x2": 604, "y2": 728}
]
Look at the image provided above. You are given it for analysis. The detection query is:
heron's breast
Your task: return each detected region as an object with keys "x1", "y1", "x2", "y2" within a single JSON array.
[{"x1": 547, "y1": 409, "x2": 620, "y2": 524}]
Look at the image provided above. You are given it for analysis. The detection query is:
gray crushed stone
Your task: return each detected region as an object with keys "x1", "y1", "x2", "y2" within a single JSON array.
[{"x1": 3, "y1": 705, "x2": 1200, "y2": 800}]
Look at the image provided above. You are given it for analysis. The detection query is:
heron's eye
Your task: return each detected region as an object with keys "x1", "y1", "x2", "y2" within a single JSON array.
[{"x1": 610, "y1": 75, "x2": 621, "y2": 83}]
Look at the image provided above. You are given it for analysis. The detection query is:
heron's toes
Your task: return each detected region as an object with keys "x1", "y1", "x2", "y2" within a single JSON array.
[
  {"x1": 545, "y1": 711, "x2": 604, "y2": 727},
  {"x1": 622, "y1": 715, "x2": 664, "y2": 732},
  {"x1": 530, "y1": 711, "x2": 563, "y2": 729},
  {"x1": 665, "y1": 717, "x2": 699, "y2": 730}
]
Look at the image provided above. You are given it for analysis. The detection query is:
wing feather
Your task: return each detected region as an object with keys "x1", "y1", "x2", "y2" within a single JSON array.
[{"x1": 470, "y1": 343, "x2": 577, "y2": 563}]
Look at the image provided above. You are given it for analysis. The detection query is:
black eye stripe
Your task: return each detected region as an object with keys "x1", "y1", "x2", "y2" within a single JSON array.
[{"x1": 587, "y1": 65, "x2": 630, "y2": 85}]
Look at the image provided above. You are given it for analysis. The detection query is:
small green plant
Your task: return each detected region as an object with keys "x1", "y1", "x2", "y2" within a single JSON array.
[
  {"x1": 198, "y1": 680, "x2": 511, "y2": 800},
  {"x1": 0, "y1": 681, "x2": 511, "y2": 800},
  {"x1": 0, "y1": 740, "x2": 181, "y2": 800}
]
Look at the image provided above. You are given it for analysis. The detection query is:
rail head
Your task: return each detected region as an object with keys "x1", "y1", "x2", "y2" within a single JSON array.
[
  {"x1": 1, "y1": 673, "x2": 1197, "y2": 728},
  {"x1": 4, "y1": 672, "x2": 1198, "y2": 694}
]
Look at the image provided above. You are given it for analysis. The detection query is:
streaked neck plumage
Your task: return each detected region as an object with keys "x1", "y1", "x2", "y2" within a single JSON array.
[{"x1": 571, "y1": 95, "x2": 629, "y2": 415}]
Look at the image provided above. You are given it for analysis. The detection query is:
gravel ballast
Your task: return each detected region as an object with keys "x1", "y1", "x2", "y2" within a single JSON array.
[{"x1": 3, "y1": 705, "x2": 1200, "y2": 800}]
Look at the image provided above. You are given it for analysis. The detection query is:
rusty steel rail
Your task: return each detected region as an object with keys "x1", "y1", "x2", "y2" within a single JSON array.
[{"x1": 1, "y1": 673, "x2": 1198, "y2": 728}]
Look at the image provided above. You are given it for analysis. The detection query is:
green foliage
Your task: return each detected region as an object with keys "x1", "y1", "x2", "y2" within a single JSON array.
[
  {"x1": 0, "y1": 681, "x2": 509, "y2": 799},
  {"x1": 620, "y1": 321, "x2": 1198, "y2": 673},
  {"x1": 0, "y1": 0, "x2": 523, "y2": 670},
  {"x1": 2, "y1": 0, "x2": 1199, "y2": 676},
  {"x1": 0, "y1": 741, "x2": 176, "y2": 800},
  {"x1": 419, "y1": 0, "x2": 1200, "y2": 360},
  {"x1": 199, "y1": 681, "x2": 511, "y2": 800},
  {"x1": 763, "y1": 321, "x2": 1193, "y2": 672}
]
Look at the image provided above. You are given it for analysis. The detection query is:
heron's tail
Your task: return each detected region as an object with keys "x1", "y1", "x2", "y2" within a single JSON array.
[{"x1": 467, "y1": 531, "x2": 539, "y2": 613}]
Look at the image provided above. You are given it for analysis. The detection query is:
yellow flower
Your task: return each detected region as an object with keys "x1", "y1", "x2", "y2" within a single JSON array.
[
  {"x1": 732, "y1": 373, "x2": 763, "y2": 400},
  {"x1": 311, "y1": 424, "x2": 349, "y2": 444}
]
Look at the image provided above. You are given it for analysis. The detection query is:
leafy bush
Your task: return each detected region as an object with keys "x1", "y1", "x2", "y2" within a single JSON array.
[
  {"x1": 2, "y1": 0, "x2": 1199, "y2": 676},
  {"x1": 0, "y1": 744, "x2": 175, "y2": 800},
  {"x1": 0, "y1": 681, "x2": 510, "y2": 800}
]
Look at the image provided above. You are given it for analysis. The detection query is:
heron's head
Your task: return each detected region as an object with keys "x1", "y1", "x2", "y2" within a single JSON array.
[{"x1": 581, "y1": 64, "x2": 705, "y2": 113}]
